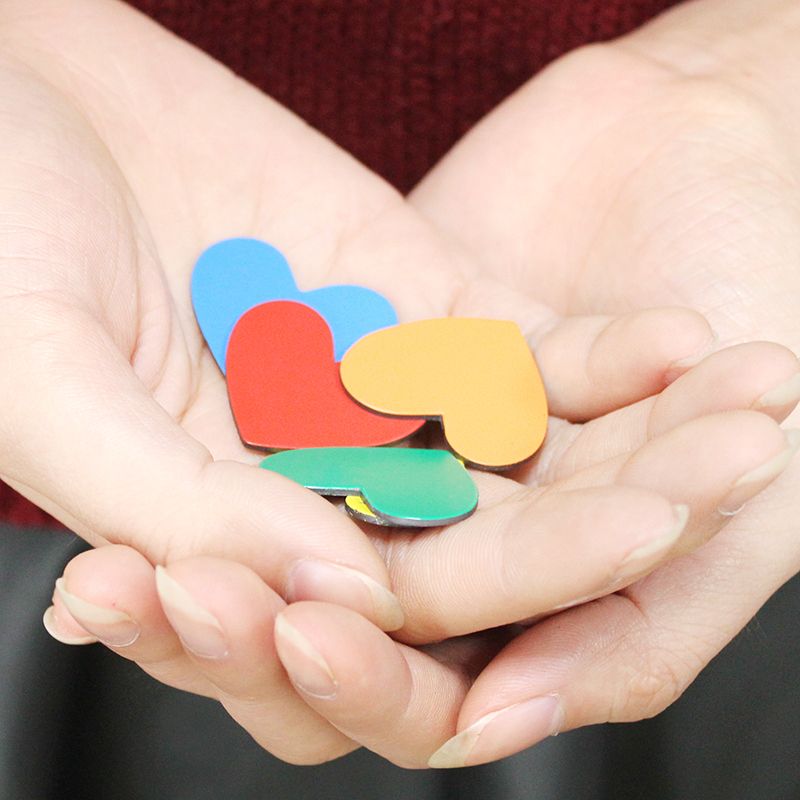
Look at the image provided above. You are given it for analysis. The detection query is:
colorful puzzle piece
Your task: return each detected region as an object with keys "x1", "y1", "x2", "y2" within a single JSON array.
[
  {"x1": 192, "y1": 237, "x2": 398, "y2": 371},
  {"x1": 340, "y1": 318, "x2": 548, "y2": 469},
  {"x1": 226, "y1": 300, "x2": 424, "y2": 450},
  {"x1": 260, "y1": 447, "x2": 478, "y2": 526}
]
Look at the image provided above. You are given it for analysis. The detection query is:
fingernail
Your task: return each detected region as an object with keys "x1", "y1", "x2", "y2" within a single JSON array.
[
  {"x1": 155, "y1": 566, "x2": 228, "y2": 659},
  {"x1": 287, "y1": 560, "x2": 404, "y2": 632},
  {"x1": 42, "y1": 606, "x2": 98, "y2": 645},
  {"x1": 614, "y1": 503, "x2": 689, "y2": 582},
  {"x1": 664, "y1": 331, "x2": 719, "y2": 382},
  {"x1": 753, "y1": 371, "x2": 800, "y2": 411},
  {"x1": 55, "y1": 578, "x2": 140, "y2": 647},
  {"x1": 274, "y1": 614, "x2": 337, "y2": 699},
  {"x1": 718, "y1": 429, "x2": 800, "y2": 515},
  {"x1": 428, "y1": 694, "x2": 564, "y2": 769}
]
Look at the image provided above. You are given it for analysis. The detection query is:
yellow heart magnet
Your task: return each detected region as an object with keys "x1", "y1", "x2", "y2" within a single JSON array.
[{"x1": 340, "y1": 318, "x2": 548, "y2": 469}]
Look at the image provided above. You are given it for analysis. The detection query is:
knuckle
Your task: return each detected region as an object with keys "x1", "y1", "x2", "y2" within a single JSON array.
[
  {"x1": 135, "y1": 458, "x2": 218, "y2": 565},
  {"x1": 606, "y1": 628, "x2": 707, "y2": 721},
  {"x1": 615, "y1": 652, "x2": 687, "y2": 719},
  {"x1": 147, "y1": 530, "x2": 188, "y2": 567}
]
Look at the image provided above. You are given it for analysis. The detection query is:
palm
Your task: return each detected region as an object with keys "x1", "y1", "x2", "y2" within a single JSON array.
[
  {"x1": 415, "y1": 36, "x2": 800, "y2": 350},
  {"x1": 3, "y1": 0, "x2": 478, "y2": 532}
]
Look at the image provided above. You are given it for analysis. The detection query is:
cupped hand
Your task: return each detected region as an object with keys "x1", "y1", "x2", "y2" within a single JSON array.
[
  {"x1": 25, "y1": 0, "x2": 800, "y2": 769},
  {"x1": 406, "y1": 0, "x2": 800, "y2": 765}
]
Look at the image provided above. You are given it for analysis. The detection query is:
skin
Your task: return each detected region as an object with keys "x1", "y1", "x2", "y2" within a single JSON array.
[
  {"x1": 407, "y1": 0, "x2": 800, "y2": 767},
  {"x1": 10, "y1": 0, "x2": 799, "y2": 768}
]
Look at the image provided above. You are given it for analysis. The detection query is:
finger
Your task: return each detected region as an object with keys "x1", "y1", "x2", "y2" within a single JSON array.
[
  {"x1": 387, "y1": 411, "x2": 798, "y2": 642},
  {"x1": 154, "y1": 558, "x2": 356, "y2": 765},
  {"x1": 532, "y1": 307, "x2": 714, "y2": 419},
  {"x1": 453, "y1": 278, "x2": 716, "y2": 420},
  {"x1": 432, "y1": 444, "x2": 800, "y2": 768},
  {"x1": 648, "y1": 343, "x2": 800, "y2": 432},
  {"x1": 43, "y1": 597, "x2": 97, "y2": 646},
  {"x1": 274, "y1": 602, "x2": 468, "y2": 768},
  {"x1": 46, "y1": 545, "x2": 214, "y2": 698},
  {"x1": 383, "y1": 484, "x2": 686, "y2": 642},
  {"x1": 533, "y1": 341, "x2": 800, "y2": 486},
  {"x1": 557, "y1": 411, "x2": 798, "y2": 534}
]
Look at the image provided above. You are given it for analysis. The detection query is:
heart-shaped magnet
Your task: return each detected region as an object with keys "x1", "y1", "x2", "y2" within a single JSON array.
[
  {"x1": 260, "y1": 447, "x2": 478, "y2": 527},
  {"x1": 340, "y1": 318, "x2": 548, "y2": 469},
  {"x1": 344, "y1": 495, "x2": 388, "y2": 524},
  {"x1": 192, "y1": 237, "x2": 397, "y2": 371},
  {"x1": 226, "y1": 300, "x2": 424, "y2": 449}
]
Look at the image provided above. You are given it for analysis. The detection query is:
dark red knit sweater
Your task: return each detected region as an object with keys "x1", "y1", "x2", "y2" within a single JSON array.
[{"x1": 1, "y1": 0, "x2": 680, "y2": 527}]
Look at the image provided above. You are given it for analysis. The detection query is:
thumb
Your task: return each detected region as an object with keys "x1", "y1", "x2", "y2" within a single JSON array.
[{"x1": 0, "y1": 298, "x2": 404, "y2": 630}]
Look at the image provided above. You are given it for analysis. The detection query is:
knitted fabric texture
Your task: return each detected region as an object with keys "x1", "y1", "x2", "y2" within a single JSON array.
[{"x1": 2, "y1": 0, "x2": 681, "y2": 526}]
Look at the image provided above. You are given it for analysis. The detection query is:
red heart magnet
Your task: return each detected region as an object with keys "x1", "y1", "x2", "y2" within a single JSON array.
[{"x1": 226, "y1": 300, "x2": 424, "y2": 449}]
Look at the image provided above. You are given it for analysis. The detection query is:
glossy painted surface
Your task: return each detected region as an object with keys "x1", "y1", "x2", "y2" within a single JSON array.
[
  {"x1": 260, "y1": 447, "x2": 478, "y2": 526},
  {"x1": 192, "y1": 237, "x2": 398, "y2": 370},
  {"x1": 226, "y1": 301, "x2": 423, "y2": 449},
  {"x1": 340, "y1": 318, "x2": 548, "y2": 469}
]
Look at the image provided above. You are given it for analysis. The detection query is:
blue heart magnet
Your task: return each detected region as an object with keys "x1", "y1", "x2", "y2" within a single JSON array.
[{"x1": 191, "y1": 238, "x2": 398, "y2": 371}]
